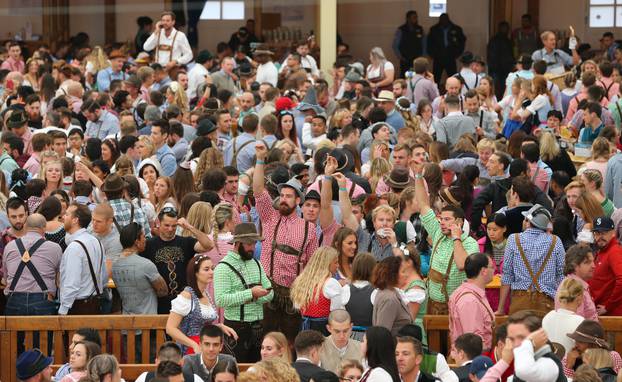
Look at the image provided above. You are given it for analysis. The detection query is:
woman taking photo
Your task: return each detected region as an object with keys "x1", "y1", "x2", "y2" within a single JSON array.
[
  {"x1": 166, "y1": 254, "x2": 237, "y2": 354},
  {"x1": 539, "y1": 131, "x2": 576, "y2": 178},
  {"x1": 360, "y1": 326, "x2": 400, "y2": 382},
  {"x1": 331, "y1": 227, "x2": 358, "y2": 281},
  {"x1": 260, "y1": 332, "x2": 291, "y2": 363},
  {"x1": 365, "y1": 47, "x2": 395, "y2": 95},
  {"x1": 574, "y1": 191, "x2": 605, "y2": 244},
  {"x1": 372, "y1": 256, "x2": 412, "y2": 336},
  {"x1": 290, "y1": 247, "x2": 343, "y2": 335},
  {"x1": 59, "y1": 341, "x2": 102, "y2": 382}
]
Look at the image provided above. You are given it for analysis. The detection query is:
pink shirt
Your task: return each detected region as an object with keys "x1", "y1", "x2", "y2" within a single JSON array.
[
  {"x1": 307, "y1": 177, "x2": 366, "y2": 198},
  {"x1": 448, "y1": 281, "x2": 494, "y2": 351},
  {"x1": 23, "y1": 152, "x2": 40, "y2": 177},
  {"x1": 528, "y1": 162, "x2": 549, "y2": 193},
  {"x1": 598, "y1": 77, "x2": 620, "y2": 101},
  {"x1": 19, "y1": 128, "x2": 33, "y2": 156},
  {"x1": 1, "y1": 58, "x2": 24, "y2": 73},
  {"x1": 554, "y1": 274, "x2": 598, "y2": 321}
]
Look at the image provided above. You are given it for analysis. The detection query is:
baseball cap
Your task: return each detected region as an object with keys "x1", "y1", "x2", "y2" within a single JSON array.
[
  {"x1": 592, "y1": 216, "x2": 615, "y2": 232},
  {"x1": 469, "y1": 355, "x2": 494, "y2": 379}
]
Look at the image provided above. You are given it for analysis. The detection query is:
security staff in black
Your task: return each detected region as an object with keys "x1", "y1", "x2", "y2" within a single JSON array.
[
  {"x1": 394, "y1": 10, "x2": 425, "y2": 78},
  {"x1": 427, "y1": 13, "x2": 467, "y2": 84}
]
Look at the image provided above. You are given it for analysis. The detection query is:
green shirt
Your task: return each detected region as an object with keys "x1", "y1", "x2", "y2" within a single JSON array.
[
  {"x1": 213, "y1": 250, "x2": 273, "y2": 322},
  {"x1": 0, "y1": 150, "x2": 19, "y2": 174},
  {"x1": 601, "y1": 198, "x2": 615, "y2": 218},
  {"x1": 421, "y1": 209, "x2": 479, "y2": 303}
]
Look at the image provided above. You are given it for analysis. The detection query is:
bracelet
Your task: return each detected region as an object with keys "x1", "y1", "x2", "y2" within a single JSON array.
[
  {"x1": 256, "y1": 160, "x2": 265, "y2": 165},
  {"x1": 338, "y1": 187, "x2": 347, "y2": 192},
  {"x1": 452, "y1": 237, "x2": 461, "y2": 242},
  {"x1": 324, "y1": 175, "x2": 332, "y2": 181},
  {"x1": 414, "y1": 173, "x2": 423, "y2": 179}
]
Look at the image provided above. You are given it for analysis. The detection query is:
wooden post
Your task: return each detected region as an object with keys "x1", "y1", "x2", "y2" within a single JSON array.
[
  {"x1": 105, "y1": 0, "x2": 116, "y2": 45},
  {"x1": 318, "y1": 0, "x2": 337, "y2": 82}
]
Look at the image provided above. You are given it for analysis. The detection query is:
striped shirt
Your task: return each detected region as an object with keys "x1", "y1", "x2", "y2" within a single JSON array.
[
  {"x1": 213, "y1": 250, "x2": 273, "y2": 322},
  {"x1": 502, "y1": 229, "x2": 565, "y2": 299},
  {"x1": 256, "y1": 190, "x2": 318, "y2": 287},
  {"x1": 421, "y1": 209, "x2": 479, "y2": 303}
]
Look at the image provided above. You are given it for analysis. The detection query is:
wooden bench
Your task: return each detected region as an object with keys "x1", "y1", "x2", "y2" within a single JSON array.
[{"x1": 3, "y1": 315, "x2": 622, "y2": 382}]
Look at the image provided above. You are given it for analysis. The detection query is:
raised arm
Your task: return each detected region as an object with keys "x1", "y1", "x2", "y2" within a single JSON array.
[
  {"x1": 334, "y1": 172, "x2": 359, "y2": 231},
  {"x1": 252, "y1": 142, "x2": 268, "y2": 196},
  {"x1": 319, "y1": 156, "x2": 337, "y2": 230},
  {"x1": 413, "y1": 162, "x2": 431, "y2": 216},
  {"x1": 177, "y1": 218, "x2": 214, "y2": 252}
]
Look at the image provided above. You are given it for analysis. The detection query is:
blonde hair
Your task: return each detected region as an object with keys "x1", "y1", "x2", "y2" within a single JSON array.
[
  {"x1": 581, "y1": 169, "x2": 604, "y2": 190},
  {"x1": 39, "y1": 159, "x2": 64, "y2": 190},
  {"x1": 539, "y1": 131, "x2": 561, "y2": 162},
  {"x1": 453, "y1": 134, "x2": 477, "y2": 153},
  {"x1": 251, "y1": 358, "x2": 300, "y2": 382},
  {"x1": 371, "y1": 204, "x2": 397, "y2": 222},
  {"x1": 85, "y1": 46, "x2": 110, "y2": 73},
  {"x1": 263, "y1": 332, "x2": 291, "y2": 363},
  {"x1": 583, "y1": 348, "x2": 614, "y2": 369},
  {"x1": 370, "y1": 140, "x2": 390, "y2": 160},
  {"x1": 82, "y1": 354, "x2": 119, "y2": 382},
  {"x1": 114, "y1": 155, "x2": 134, "y2": 176},
  {"x1": 316, "y1": 139, "x2": 336, "y2": 151},
  {"x1": 183, "y1": 201, "x2": 213, "y2": 237},
  {"x1": 557, "y1": 277, "x2": 584, "y2": 304},
  {"x1": 290, "y1": 246, "x2": 339, "y2": 310},
  {"x1": 153, "y1": 176, "x2": 175, "y2": 212},
  {"x1": 369, "y1": 157, "x2": 391, "y2": 193},
  {"x1": 211, "y1": 202, "x2": 234, "y2": 250},
  {"x1": 476, "y1": 138, "x2": 496, "y2": 153},
  {"x1": 194, "y1": 148, "x2": 224, "y2": 189},
  {"x1": 339, "y1": 360, "x2": 365, "y2": 379},
  {"x1": 168, "y1": 81, "x2": 189, "y2": 114},
  {"x1": 330, "y1": 108, "x2": 352, "y2": 129},
  {"x1": 565, "y1": 180, "x2": 586, "y2": 193},
  {"x1": 138, "y1": 135, "x2": 156, "y2": 159}
]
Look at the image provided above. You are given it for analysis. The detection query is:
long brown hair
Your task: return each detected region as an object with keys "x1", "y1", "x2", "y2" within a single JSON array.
[
  {"x1": 186, "y1": 254, "x2": 212, "y2": 298},
  {"x1": 331, "y1": 227, "x2": 357, "y2": 276},
  {"x1": 371, "y1": 256, "x2": 402, "y2": 290},
  {"x1": 532, "y1": 75, "x2": 555, "y2": 105}
]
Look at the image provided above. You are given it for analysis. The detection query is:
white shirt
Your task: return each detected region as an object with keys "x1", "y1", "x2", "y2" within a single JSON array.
[
  {"x1": 542, "y1": 308, "x2": 584, "y2": 356},
  {"x1": 280, "y1": 54, "x2": 320, "y2": 77},
  {"x1": 455, "y1": 68, "x2": 485, "y2": 95},
  {"x1": 513, "y1": 341, "x2": 560, "y2": 382},
  {"x1": 366, "y1": 61, "x2": 394, "y2": 80},
  {"x1": 135, "y1": 372, "x2": 204, "y2": 382},
  {"x1": 187, "y1": 63, "x2": 209, "y2": 100},
  {"x1": 323, "y1": 278, "x2": 344, "y2": 311},
  {"x1": 143, "y1": 27, "x2": 193, "y2": 66},
  {"x1": 363, "y1": 367, "x2": 393, "y2": 382},
  {"x1": 256, "y1": 61, "x2": 279, "y2": 87},
  {"x1": 341, "y1": 281, "x2": 378, "y2": 306}
]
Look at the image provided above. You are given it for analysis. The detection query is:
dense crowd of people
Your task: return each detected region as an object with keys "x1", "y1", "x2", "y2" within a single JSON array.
[{"x1": 7, "y1": 7, "x2": 622, "y2": 382}]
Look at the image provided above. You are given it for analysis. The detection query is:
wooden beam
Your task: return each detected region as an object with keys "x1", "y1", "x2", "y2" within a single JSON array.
[
  {"x1": 42, "y1": 0, "x2": 69, "y2": 51},
  {"x1": 528, "y1": 0, "x2": 540, "y2": 29}
]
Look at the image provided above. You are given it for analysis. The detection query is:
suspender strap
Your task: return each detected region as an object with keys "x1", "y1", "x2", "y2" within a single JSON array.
[
  {"x1": 297, "y1": 221, "x2": 310, "y2": 276},
  {"x1": 219, "y1": 259, "x2": 262, "y2": 321},
  {"x1": 169, "y1": 31, "x2": 178, "y2": 62},
  {"x1": 74, "y1": 240, "x2": 103, "y2": 297},
  {"x1": 8, "y1": 238, "x2": 48, "y2": 292},
  {"x1": 479, "y1": 110, "x2": 484, "y2": 127},
  {"x1": 410, "y1": 77, "x2": 424, "y2": 103},
  {"x1": 615, "y1": 101, "x2": 622, "y2": 124},
  {"x1": 269, "y1": 217, "x2": 310, "y2": 279},
  {"x1": 112, "y1": 202, "x2": 134, "y2": 232},
  {"x1": 514, "y1": 234, "x2": 557, "y2": 292},
  {"x1": 452, "y1": 291, "x2": 495, "y2": 326}
]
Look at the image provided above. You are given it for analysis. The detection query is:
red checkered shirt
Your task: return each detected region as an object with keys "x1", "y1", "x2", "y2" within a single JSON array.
[
  {"x1": 562, "y1": 350, "x2": 622, "y2": 378},
  {"x1": 256, "y1": 190, "x2": 318, "y2": 287}
]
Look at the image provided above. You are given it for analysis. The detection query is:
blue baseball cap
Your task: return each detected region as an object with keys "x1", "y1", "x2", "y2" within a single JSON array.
[
  {"x1": 16, "y1": 349, "x2": 53, "y2": 380},
  {"x1": 469, "y1": 355, "x2": 494, "y2": 379}
]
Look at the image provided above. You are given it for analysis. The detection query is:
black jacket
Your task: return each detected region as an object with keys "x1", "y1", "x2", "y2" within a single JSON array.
[
  {"x1": 470, "y1": 177, "x2": 553, "y2": 234},
  {"x1": 293, "y1": 360, "x2": 326, "y2": 382},
  {"x1": 452, "y1": 364, "x2": 470, "y2": 382},
  {"x1": 428, "y1": 22, "x2": 466, "y2": 59}
]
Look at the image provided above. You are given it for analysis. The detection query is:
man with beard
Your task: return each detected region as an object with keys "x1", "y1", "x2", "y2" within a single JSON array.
[
  {"x1": 253, "y1": 141, "x2": 318, "y2": 344},
  {"x1": 0, "y1": 197, "x2": 28, "y2": 254},
  {"x1": 2, "y1": 213, "x2": 62, "y2": 315},
  {"x1": 589, "y1": 216, "x2": 622, "y2": 316},
  {"x1": 213, "y1": 223, "x2": 273, "y2": 363}
]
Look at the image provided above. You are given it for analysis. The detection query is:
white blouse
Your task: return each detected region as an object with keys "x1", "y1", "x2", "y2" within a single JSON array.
[
  {"x1": 171, "y1": 294, "x2": 217, "y2": 320},
  {"x1": 324, "y1": 278, "x2": 344, "y2": 311},
  {"x1": 341, "y1": 281, "x2": 378, "y2": 306}
]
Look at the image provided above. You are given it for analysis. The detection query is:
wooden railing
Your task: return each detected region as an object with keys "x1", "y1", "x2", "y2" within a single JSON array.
[{"x1": 3, "y1": 315, "x2": 622, "y2": 382}]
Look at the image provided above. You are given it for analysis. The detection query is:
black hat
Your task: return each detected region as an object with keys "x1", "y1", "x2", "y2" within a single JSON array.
[
  {"x1": 197, "y1": 118, "x2": 217, "y2": 136},
  {"x1": 592, "y1": 216, "x2": 615, "y2": 232},
  {"x1": 517, "y1": 54, "x2": 533, "y2": 67},
  {"x1": 196, "y1": 50, "x2": 214, "y2": 64},
  {"x1": 7, "y1": 110, "x2": 27, "y2": 129},
  {"x1": 460, "y1": 51, "x2": 475, "y2": 64},
  {"x1": 291, "y1": 163, "x2": 309, "y2": 176}
]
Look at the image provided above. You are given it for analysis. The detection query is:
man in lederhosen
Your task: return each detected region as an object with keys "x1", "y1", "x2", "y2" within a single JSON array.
[
  {"x1": 143, "y1": 11, "x2": 193, "y2": 71},
  {"x1": 253, "y1": 141, "x2": 318, "y2": 344}
]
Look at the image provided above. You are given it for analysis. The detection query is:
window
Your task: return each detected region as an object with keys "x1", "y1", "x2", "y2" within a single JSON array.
[
  {"x1": 429, "y1": 0, "x2": 447, "y2": 17},
  {"x1": 200, "y1": 0, "x2": 245, "y2": 20},
  {"x1": 589, "y1": 0, "x2": 622, "y2": 27}
]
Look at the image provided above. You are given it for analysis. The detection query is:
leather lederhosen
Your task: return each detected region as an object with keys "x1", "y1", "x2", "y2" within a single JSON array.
[
  {"x1": 155, "y1": 30, "x2": 178, "y2": 63},
  {"x1": 426, "y1": 238, "x2": 455, "y2": 314}
]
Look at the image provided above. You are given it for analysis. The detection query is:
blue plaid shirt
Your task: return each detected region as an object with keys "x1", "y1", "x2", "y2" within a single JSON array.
[
  {"x1": 502, "y1": 228, "x2": 565, "y2": 298},
  {"x1": 109, "y1": 198, "x2": 152, "y2": 239}
]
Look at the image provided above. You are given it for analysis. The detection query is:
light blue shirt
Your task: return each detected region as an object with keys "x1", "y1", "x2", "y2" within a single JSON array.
[
  {"x1": 504, "y1": 70, "x2": 534, "y2": 96},
  {"x1": 223, "y1": 132, "x2": 255, "y2": 170},
  {"x1": 96, "y1": 67, "x2": 127, "y2": 92},
  {"x1": 531, "y1": 48, "x2": 573, "y2": 73},
  {"x1": 171, "y1": 137, "x2": 189, "y2": 164},
  {"x1": 59, "y1": 229, "x2": 107, "y2": 315},
  {"x1": 385, "y1": 108, "x2": 405, "y2": 131},
  {"x1": 156, "y1": 144, "x2": 177, "y2": 177},
  {"x1": 85, "y1": 110, "x2": 119, "y2": 140},
  {"x1": 237, "y1": 134, "x2": 278, "y2": 173}
]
